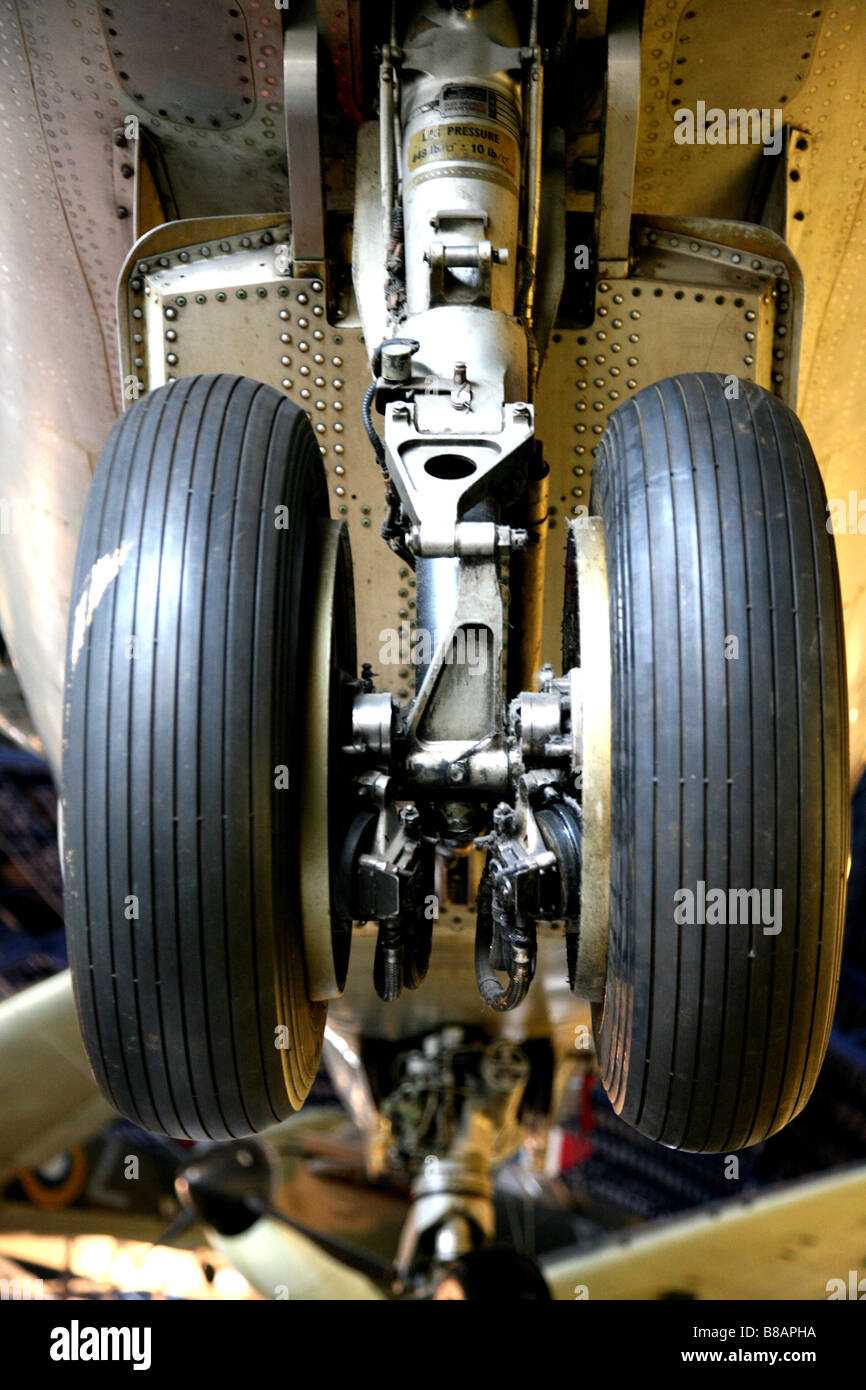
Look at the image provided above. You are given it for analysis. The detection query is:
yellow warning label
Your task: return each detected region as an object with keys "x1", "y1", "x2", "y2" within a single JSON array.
[{"x1": 407, "y1": 123, "x2": 519, "y2": 181}]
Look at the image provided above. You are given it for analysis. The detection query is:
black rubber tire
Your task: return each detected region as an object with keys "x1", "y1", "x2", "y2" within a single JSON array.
[
  {"x1": 577, "y1": 373, "x2": 849, "y2": 1152},
  {"x1": 62, "y1": 373, "x2": 346, "y2": 1140}
]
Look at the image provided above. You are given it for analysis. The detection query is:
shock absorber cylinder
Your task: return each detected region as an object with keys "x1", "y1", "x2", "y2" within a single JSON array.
[{"x1": 400, "y1": 1, "x2": 524, "y2": 319}]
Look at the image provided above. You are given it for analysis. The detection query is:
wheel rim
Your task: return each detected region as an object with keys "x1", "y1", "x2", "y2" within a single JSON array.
[
  {"x1": 570, "y1": 516, "x2": 611, "y2": 1002},
  {"x1": 299, "y1": 518, "x2": 354, "y2": 999}
]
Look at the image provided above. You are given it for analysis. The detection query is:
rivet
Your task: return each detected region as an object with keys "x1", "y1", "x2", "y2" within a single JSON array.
[
  {"x1": 627, "y1": 379, "x2": 637, "y2": 388},
  {"x1": 299, "y1": 364, "x2": 310, "y2": 376},
  {"x1": 300, "y1": 388, "x2": 311, "y2": 399},
  {"x1": 315, "y1": 400, "x2": 326, "y2": 410},
  {"x1": 313, "y1": 330, "x2": 324, "y2": 340},
  {"x1": 332, "y1": 356, "x2": 343, "y2": 366},
  {"x1": 334, "y1": 445, "x2": 344, "y2": 455},
  {"x1": 280, "y1": 309, "x2": 290, "y2": 320},
  {"x1": 731, "y1": 253, "x2": 742, "y2": 264},
  {"x1": 200, "y1": 246, "x2": 211, "y2": 258},
  {"x1": 241, "y1": 237, "x2": 252, "y2": 248},
  {"x1": 299, "y1": 342, "x2": 309, "y2": 352},
  {"x1": 280, "y1": 333, "x2": 291, "y2": 344},
  {"x1": 597, "y1": 330, "x2": 607, "y2": 340},
  {"x1": 176, "y1": 297, "x2": 187, "y2": 306},
  {"x1": 281, "y1": 355, "x2": 291, "y2": 366},
  {"x1": 166, "y1": 329, "x2": 177, "y2": 341},
  {"x1": 133, "y1": 307, "x2": 143, "y2": 319},
  {"x1": 281, "y1": 378, "x2": 293, "y2": 389},
  {"x1": 179, "y1": 251, "x2": 190, "y2": 263},
  {"x1": 710, "y1": 246, "x2": 721, "y2": 257},
  {"x1": 314, "y1": 376, "x2": 325, "y2": 387},
  {"x1": 629, "y1": 333, "x2": 639, "y2": 342},
  {"x1": 316, "y1": 422, "x2": 326, "y2": 433},
  {"x1": 744, "y1": 355, "x2": 754, "y2": 365},
  {"x1": 298, "y1": 317, "x2": 309, "y2": 328},
  {"x1": 627, "y1": 356, "x2": 638, "y2": 366},
  {"x1": 599, "y1": 281, "x2": 610, "y2": 292},
  {"x1": 133, "y1": 333, "x2": 143, "y2": 344},
  {"x1": 630, "y1": 309, "x2": 640, "y2": 319},
  {"x1": 297, "y1": 292, "x2": 309, "y2": 304},
  {"x1": 332, "y1": 379, "x2": 343, "y2": 389},
  {"x1": 196, "y1": 294, "x2": 207, "y2": 304},
  {"x1": 335, "y1": 465, "x2": 346, "y2": 476},
  {"x1": 333, "y1": 422, "x2": 344, "y2": 433},
  {"x1": 745, "y1": 310, "x2": 756, "y2": 321},
  {"x1": 333, "y1": 400, "x2": 343, "y2": 411},
  {"x1": 312, "y1": 304, "x2": 323, "y2": 316},
  {"x1": 166, "y1": 353, "x2": 178, "y2": 365},
  {"x1": 134, "y1": 357, "x2": 143, "y2": 367},
  {"x1": 164, "y1": 307, "x2": 176, "y2": 319},
  {"x1": 158, "y1": 257, "x2": 169, "y2": 267},
  {"x1": 278, "y1": 287, "x2": 289, "y2": 297},
  {"x1": 220, "y1": 241, "x2": 231, "y2": 253},
  {"x1": 611, "y1": 342, "x2": 622, "y2": 353},
  {"x1": 592, "y1": 424, "x2": 604, "y2": 434},
  {"x1": 593, "y1": 401, "x2": 605, "y2": 411},
  {"x1": 130, "y1": 278, "x2": 142, "y2": 291},
  {"x1": 236, "y1": 289, "x2": 246, "y2": 299},
  {"x1": 612, "y1": 294, "x2": 623, "y2": 304},
  {"x1": 313, "y1": 353, "x2": 324, "y2": 363},
  {"x1": 216, "y1": 292, "x2": 226, "y2": 302},
  {"x1": 335, "y1": 486, "x2": 345, "y2": 496},
  {"x1": 751, "y1": 259, "x2": 762, "y2": 270},
  {"x1": 311, "y1": 280, "x2": 323, "y2": 292},
  {"x1": 257, "y1": 287, "x2": 267, "y2": 298}
]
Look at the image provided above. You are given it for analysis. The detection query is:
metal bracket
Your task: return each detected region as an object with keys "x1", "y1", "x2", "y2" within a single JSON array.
[
  {"x1": 596, "y1": 13, "x2": 641, "y2": 277},
  {"x1": 283, "y1": 0, "x2": 326, "y2": 278}
]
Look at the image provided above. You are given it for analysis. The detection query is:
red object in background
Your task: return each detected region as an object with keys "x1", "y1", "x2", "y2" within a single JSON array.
[{"x1": 559, "y1": 1129, "x2": 592, "y2": 1170}]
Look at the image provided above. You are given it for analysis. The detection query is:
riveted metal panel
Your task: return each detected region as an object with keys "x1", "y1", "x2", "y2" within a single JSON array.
[
  {"x1": 535, "y1": 220, "x2": 801, "y2": 668},
  {"x1": 98, "y1": 0, "x2": 257, "y2": 130},
  {"x1": 118, "y1": 219, "x2": 414, "y2": 703}
]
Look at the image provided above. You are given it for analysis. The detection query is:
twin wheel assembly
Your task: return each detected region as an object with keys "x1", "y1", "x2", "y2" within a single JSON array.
[
  {"x1": 62, "y1": 4, "x2": 848, "y2": 1158},
  {"x1": 62, "y1": 369, "x2": 848, "y2": 1155}
]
